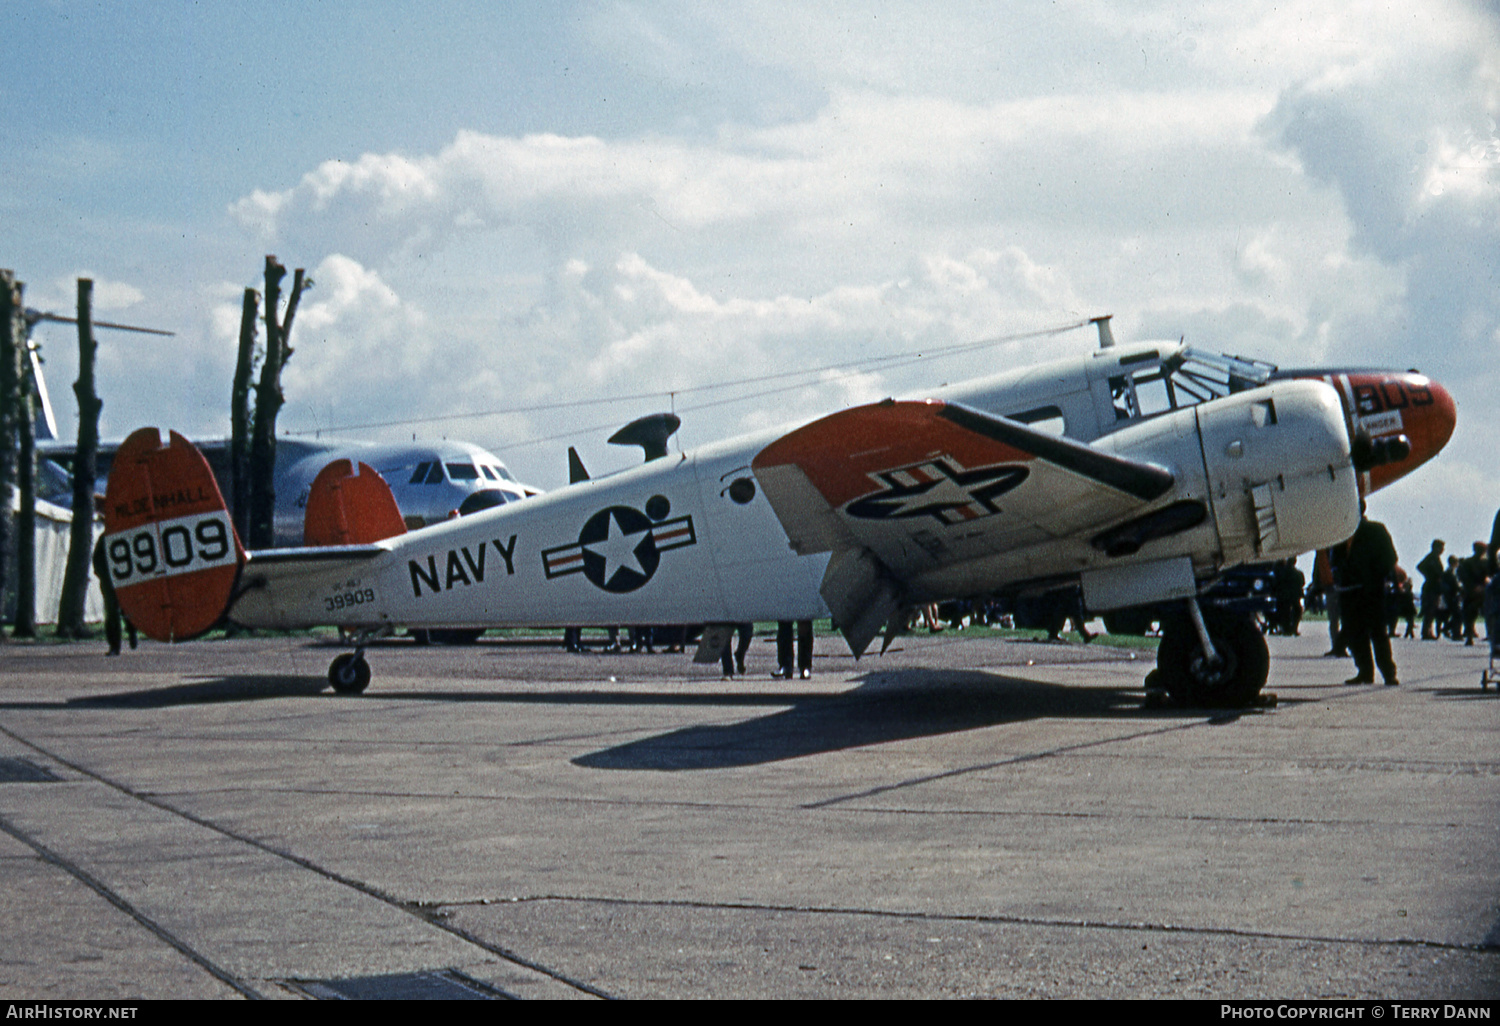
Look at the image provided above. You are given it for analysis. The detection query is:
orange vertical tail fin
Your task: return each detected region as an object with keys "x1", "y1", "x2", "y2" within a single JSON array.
[
  {"x1": 101, "y1": 428, "x2": 245, "y2": 642},
  {"x1": 302, "y1": 459, "x2": 407, "y2": 546}
]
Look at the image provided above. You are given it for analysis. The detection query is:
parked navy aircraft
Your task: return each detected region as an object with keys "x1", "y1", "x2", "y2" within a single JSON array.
[{"x1": 99, "y1": 316, "x2": 1455, "y2": 708}]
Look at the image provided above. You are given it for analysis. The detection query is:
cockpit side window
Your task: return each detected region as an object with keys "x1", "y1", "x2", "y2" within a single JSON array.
[
  {"x1": 1128, "y1": 368, "x2": 1173, "y2": 417},
  {"x1": 446, "y1": 462, "x2": 480, "y2": 481},
  {"x1": 409, "y1": 462, "x2": 432, "y2": 485}
]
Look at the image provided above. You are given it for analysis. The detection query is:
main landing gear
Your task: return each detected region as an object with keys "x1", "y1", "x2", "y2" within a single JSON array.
[{"x1": 1149, "y1": 599, "x2": 1270, "y2": 708}]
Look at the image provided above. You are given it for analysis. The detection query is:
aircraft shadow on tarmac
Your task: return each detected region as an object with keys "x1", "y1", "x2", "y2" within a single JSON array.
[
  {"x1": 32, "y1": 668, "x2": 1229, "y2": 770},
  {"x1": 572, "y1": 669, "x2": 1192, "y2": 771},
  {"x1": 61, "y1": 675, "x2": 330, "y2": 709}
]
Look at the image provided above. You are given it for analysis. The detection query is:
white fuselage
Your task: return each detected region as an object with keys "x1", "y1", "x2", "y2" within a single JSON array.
[{"x1": 228, "y1": 344, "x2": 1360, "y2": 633}]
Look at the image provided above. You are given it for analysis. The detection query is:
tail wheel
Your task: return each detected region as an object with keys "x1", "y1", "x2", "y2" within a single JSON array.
[
  {"x1": 1156, "y1": 613, "x2": 1268, "y2": 707},
  {"x1": 329, "y1": 652, "x2": 371, "y2": 694}
]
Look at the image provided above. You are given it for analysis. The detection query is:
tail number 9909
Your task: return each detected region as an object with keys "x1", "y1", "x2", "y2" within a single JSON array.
[{"x1": 106, "y1": 512, "x2": 236, "y2": 586}]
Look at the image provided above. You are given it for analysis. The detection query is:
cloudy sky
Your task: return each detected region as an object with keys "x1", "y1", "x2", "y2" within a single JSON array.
[{"x1": 4, "y1": 0, "x2": 1498, "y2": 567}]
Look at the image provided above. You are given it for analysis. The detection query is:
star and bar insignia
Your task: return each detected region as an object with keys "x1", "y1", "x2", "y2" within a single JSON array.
[
  {"x1": 843, "y1": 457, "x2": 1029, "y2": 525},
  {"x1": 542, "y1": 503, "x2": 697, "y2": 593}
]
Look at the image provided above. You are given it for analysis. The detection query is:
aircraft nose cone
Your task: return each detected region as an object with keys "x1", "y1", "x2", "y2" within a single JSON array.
[
  {"x1": 1365, "y1": 372, "x2": 1456, "y2": 492},
  {"x1": 1419, "y1": 376, "x2": 1457, "y2": 455}
]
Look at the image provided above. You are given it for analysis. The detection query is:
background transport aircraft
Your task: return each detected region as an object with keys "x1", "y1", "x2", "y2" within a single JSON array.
[
  {"x1": 25, "y1": 316, "x2": 537, "y2": 544},
  {"x1": 258, "y1": 437, "x2": 535, "y2": 546},
  {"x1": 99, "y1": 318, "x2": 1455, "y2": 708}
]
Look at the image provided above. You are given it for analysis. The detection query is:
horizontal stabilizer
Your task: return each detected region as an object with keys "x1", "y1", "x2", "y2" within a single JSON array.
[{"x1": 229, "y1": 544, "x2": 392, "y2": 629}]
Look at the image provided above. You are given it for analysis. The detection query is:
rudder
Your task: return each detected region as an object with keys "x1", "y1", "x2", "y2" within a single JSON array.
[
  {"x1": 101, "y1": 428, "x2": 245, "y2": 641},
  {"x1": 302, "y1": 459, "x2": 407, "y2": 546}
]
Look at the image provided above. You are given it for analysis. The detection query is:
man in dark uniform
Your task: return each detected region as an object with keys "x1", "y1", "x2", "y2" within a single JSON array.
[
  {"x1": 1417, "y1": 539, "x2": 1446, "y2": 639},
  {"x1": 719, "y1": 623, "x2": 753, "y2": 678},
  {"x1": 91, "y1": 535, "x2": 137, "y2": 656},
  {"x1": 1442, "y1": 556, "x2": 1463, "y2": 639},
  {"x1": 1458, "y1": 542, "x2": 1490, "y2": 646},
  {"x1": 1332, "y1": 504, "x2": 1399, "y2": 686},
  {"x1": 774, "y1": 620, "x2": 814, "y2": 679}
]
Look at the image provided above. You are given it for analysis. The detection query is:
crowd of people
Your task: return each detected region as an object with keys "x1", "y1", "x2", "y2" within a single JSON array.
[{"x1": 1309, "y1": 505, "x2": 1500, "y2": 688}]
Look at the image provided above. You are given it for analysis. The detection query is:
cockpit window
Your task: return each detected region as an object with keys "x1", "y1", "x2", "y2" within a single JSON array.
[
  {"x1": 446, "y1": 462, "x2": 480, "y2": 481},
  {"x1": 1161, "y1": 349, "x2": 1276, "y2": 406},
  {"x1": 1109, "y1": 371, "x2": 1173, "y2": 420},
  {"x1": 408, "y1": 461, "x2": 447, "y2": 484},
  {"x1": 479, "y1": 465, "x2": 497, "y2": 481},
  {"x1": 1109, "y1": 348, "x2": 1278, "y2": 427}
]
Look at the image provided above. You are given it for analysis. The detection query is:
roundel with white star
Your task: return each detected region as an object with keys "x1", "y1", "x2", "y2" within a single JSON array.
[
  {"x1": 578, "y1": 506, "x2": 660, "y2": 593},
  {"x1": 540, "y1": 497, "x2": 698, "y2": 593}
]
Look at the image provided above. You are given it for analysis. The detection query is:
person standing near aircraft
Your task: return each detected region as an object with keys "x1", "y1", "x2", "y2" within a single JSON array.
[
  {"x1": 774, "y1": 620, "x2": 814, "y2": 679},
  {"x1": 1314, "y1": 549, "x2": 1346, "y2": 657},
  {"x1": 775, "y1": 621, "x2": 793, "y2": 678},
  {"x1": 1332, "y1": 504, "x2": 1399, "y2": 686},
  {"x1": 1418, "y1": 539, "x2": 1446, "y2": 639},
  {"x1": 90, "y1": 535, "x2": 136, "y2": 656},
  {"x1": 1458, "y1": 542, "x2": 1490, "y2": 646},
  {"x1": 1490, "y1": 509, "x2": 1500, "y2": 576},
  {"x1": 719, "y1": 623, "x2": 753, "y2": 678},
  {"x1": 1443, "y1": 556, "x2": 1464, "y2": 639}
]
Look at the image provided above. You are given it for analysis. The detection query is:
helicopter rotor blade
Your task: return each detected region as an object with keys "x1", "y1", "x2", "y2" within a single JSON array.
[{"x1": 24, "y1": 309, "x2": 174, "y2": 336}]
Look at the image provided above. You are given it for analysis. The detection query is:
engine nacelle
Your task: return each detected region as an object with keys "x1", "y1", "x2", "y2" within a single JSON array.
[{"x1": 1196, "y1": 380, "x2": 1361, "y2": 564}]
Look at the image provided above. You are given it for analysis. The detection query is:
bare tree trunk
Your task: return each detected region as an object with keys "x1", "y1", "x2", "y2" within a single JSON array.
[
  {"x1": 248, "y1": 257, "x2": 308, "y2": 550},
  {"x1": 0, "y1": 271, "x2": 17, "y2": 638},
  {"x1": 231, "y1": 287, "x2": 258, "y2": 543},
  {"x1": 14, "y1": 275, "x2": 36, "y2": 638},
  {"x1": 56, "y1": 279, "x2": 100, "y2": 637}
]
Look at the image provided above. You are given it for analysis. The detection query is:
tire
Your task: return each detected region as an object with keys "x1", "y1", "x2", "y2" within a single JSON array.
[
  {"x1": 328, "y1": 652, "x2": 371, "y2": 694},
  {"x1": 1154, "y1": 613, "x2": 1269, "y2": 707}
]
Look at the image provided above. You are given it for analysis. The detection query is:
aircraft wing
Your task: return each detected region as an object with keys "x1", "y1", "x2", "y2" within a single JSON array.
[{"x1": 750, "y1": 399, "x2": 1175, "y2": 654}]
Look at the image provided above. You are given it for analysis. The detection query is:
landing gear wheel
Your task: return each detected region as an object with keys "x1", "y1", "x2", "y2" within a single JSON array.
[
  {"x1": 1155, "y1": 613, "x2": 1269, "y2": 708},
  {"x1": 329, "y1": 652, "x2": 371, "y2": 694}
]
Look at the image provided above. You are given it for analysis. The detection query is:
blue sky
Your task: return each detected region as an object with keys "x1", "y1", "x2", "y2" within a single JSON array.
[{"x1": 5, "y1": 0, "x2": 1499, "y2": 566}]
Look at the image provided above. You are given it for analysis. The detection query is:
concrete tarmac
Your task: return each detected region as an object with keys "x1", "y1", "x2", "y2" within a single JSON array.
[{"x1": 0, "y1": 626, "x2": 1495, "y2": 999}]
